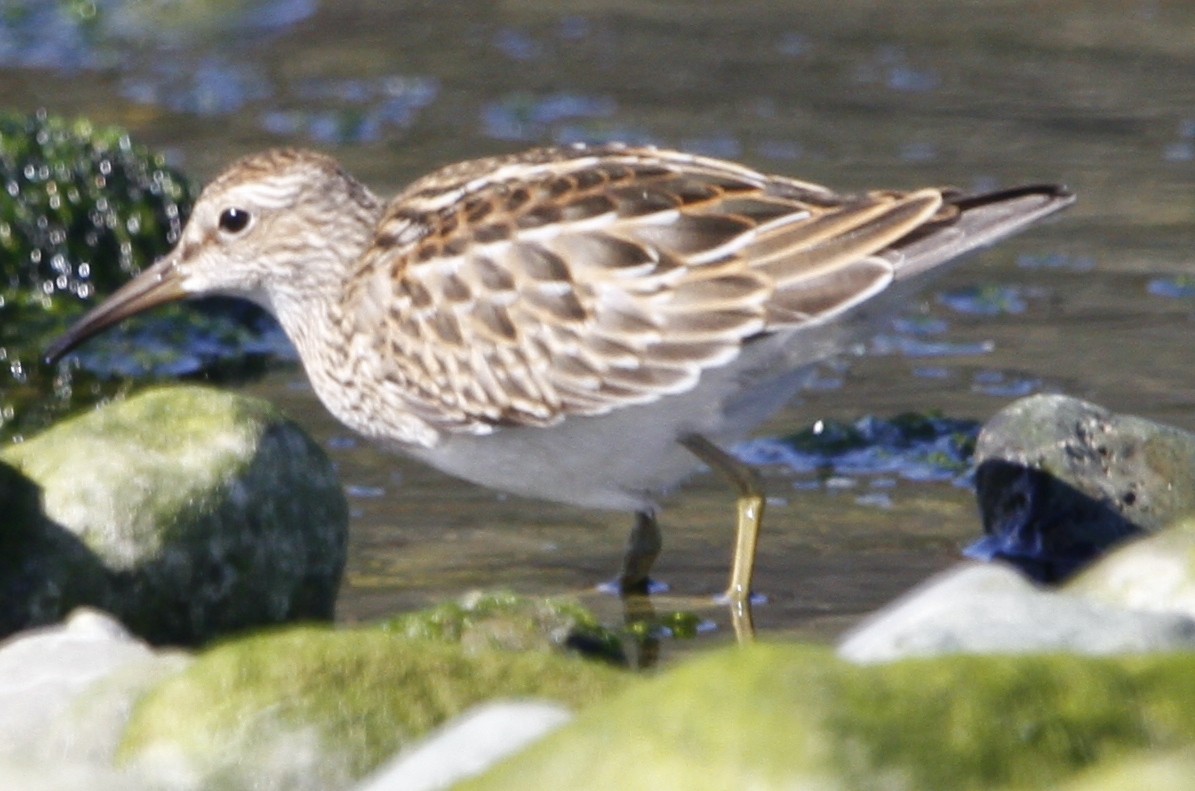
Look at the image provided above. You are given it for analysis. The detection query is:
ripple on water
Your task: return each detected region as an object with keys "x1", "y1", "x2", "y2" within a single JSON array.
[
  {"x1": 735, "y1": 412, "x2": 980, "y2": 494},
  {"x1": 1147, "y1": 275, "x2": 1195, "y2": 299},
  {"x1": 481, "y1": 92, "x2": 618, "y2": 143}
]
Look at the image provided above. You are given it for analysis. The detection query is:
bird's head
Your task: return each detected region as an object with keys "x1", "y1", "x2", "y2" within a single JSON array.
[{"x1": 45, "y1": 148, "x2": 380, "y2": 364}]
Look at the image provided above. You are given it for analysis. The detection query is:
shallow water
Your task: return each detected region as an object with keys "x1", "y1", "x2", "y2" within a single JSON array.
[{"x1": 5, "y1": 1, "x2": 1195, "y2": 654}]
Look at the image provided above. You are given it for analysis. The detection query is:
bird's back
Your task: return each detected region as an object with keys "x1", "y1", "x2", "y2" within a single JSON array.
[{"x1": 339, "y1": 145, "x2": 1072, "y2": 450}]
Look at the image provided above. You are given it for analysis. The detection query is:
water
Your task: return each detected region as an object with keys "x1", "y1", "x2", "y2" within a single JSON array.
[{"x1": 4, "y1": 0, "x2": 1195, "y2": 651}]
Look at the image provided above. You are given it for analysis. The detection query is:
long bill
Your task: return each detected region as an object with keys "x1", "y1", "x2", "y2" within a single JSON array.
[{"x1": 44, "y1": 252, "x2": 188, "y2": 365}]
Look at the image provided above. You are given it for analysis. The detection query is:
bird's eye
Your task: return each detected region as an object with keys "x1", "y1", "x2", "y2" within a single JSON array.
[{"x1": 218, "y1": 207, "x2": 252, "y2": 234}]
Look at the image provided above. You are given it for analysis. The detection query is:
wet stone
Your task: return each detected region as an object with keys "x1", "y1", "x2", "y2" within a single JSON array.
[
  {"x1": 967, "y1": 394, "x2": 1195, "y2": 582},
  {"x1": 0, "y1": 385, "x2": 348, "y2": 645}
]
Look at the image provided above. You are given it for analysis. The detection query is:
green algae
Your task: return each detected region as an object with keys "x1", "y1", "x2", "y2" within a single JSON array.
[
  {"x1": 382, "y1": 590, "x2": 627, "y2": 663},
  {"x1": 0, "y1": 111, "x2": 283, "y2": 444},
  {"x1": 1, "y1": 385, "x2": 347, "y2": 644},
  {"x1": 464, "y1": 644, "x2": 1195, "y2": 791},
  {"x1": 118, "y1": 623, "x2": 631, "y2": 783}
]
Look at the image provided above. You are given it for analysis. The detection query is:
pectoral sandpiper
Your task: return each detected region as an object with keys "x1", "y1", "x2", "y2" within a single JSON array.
[{"x1": 46, "y1": 144, "x2": 1073, "y2": 633}]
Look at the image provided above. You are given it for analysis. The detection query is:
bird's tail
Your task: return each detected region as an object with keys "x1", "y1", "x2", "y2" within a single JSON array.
[{"x1": 887, "y1": 184, "x2": 1075, "y2": 281}]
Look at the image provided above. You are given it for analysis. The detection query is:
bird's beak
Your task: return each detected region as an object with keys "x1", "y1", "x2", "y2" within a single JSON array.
[{"x1": 44, "y1": 252, "x2": 188, "y2": 365}]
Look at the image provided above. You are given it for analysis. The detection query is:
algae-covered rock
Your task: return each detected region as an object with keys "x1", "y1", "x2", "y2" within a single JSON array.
[
  {"x1": 381, "y1": 590, "x2": 626, "y2": 663},
  {"x1": 118, "y1": 622, "x2": 630, "y2": 790},
  {"x1": 0, "y1": 110, "x2": 191, "y2": 302},
  {"x1": 463, "y1": 644, "x2": 1195, "y2": 791},
  {"x1": 738, "y1": 410, "x2": 979, "y2": 482},
  {"x1": 0, "y1": 384, "x2": 347, "y2": 644},
  {"x1": 1062, "y1": 750, "x2": 1195, "y2": 791},
  {"x1": 0, "y1": 111, "x2": 286, "y2": 445},
  {"x1": 0, "y1": 110, "x2": 194, "y2": 440},
  {"x1": 968, "y1": 394, "x2": 1195, "y2": 581}
]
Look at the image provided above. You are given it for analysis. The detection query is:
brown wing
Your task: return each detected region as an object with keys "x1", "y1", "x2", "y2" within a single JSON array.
[{"x1": 343, "y1": 146, "x2": 950, "y2": 431}]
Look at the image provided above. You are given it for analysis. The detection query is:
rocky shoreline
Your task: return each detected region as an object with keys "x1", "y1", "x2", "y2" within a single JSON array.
[{"x1": 4, "y1": 385, "x2": 1195, "y2": 789}]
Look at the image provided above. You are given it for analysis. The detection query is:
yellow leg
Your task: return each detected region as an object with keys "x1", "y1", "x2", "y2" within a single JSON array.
[{"x1": 680, "y1": 434, "x2": 766, "y2": 608}]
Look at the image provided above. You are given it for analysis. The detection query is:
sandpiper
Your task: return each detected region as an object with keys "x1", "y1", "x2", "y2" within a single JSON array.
[{"x1": 46, "y1": 144, "x2": 1073, "y2": 628}]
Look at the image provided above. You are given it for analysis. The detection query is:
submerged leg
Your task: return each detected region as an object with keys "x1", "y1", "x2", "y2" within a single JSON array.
[
  {"x1": 680, "y1": 434, "x2": 766, "y2": 606},
  {"x1": 618, "y1": 509, "x2": 663, "y2": 595}
]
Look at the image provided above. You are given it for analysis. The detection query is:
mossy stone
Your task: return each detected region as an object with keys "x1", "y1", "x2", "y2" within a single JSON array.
[
  {"x1": 118, "y1": 623, "x2": 631, "y2": 788},
  {"x1": 464, "y1": 644, "x2": 1195, "y2": 791},
  {"x1": 0, "y1": 384, "x2": 347, "y2": 644}
]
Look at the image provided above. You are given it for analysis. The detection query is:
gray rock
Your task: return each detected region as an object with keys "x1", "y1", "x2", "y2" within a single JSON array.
[
  {"x1": 967, "y1": 394, "x2": 1195, "y2": 582},
  {"x1": 1067, "y1": 518, "x2": 1195, "y2": 619},
  {"x1": 837, "y1": 563, "x2": 1195, "y2": 663},
  {"x1": 0, "y1": 608, "x2": 190, "y2": 789},
  {"x1": 0, "y1": 385, "x2": 348, "y2": 645},
  {"x1": 355, "y1": 701, "x2": 572, "y2": 791}
]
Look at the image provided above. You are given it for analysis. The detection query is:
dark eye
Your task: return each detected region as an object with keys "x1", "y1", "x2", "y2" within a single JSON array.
[{"x1": 218, "y1": 207, "x2": 251, "y2": 234}]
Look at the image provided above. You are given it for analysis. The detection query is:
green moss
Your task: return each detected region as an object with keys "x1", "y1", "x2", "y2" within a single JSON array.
[
  {"x1": 464, "y1": 644, "x2": 1195, "y2": 791},
  {"x1": 119, "y1": 624, "x2": 631, "y2": 779},
  {"x1": 826, "y1": 653, "x2": 1195, "y2": 790},
  {"x1": 0, "y1": 110, "x2": 194, "y2": 441},
  {"x1": 2, "y1": 386, "x2": 285, "y2": 550},
  {"x1": 0, "y1": 110, "x2": 191, "y2": 301},
  {"x1": 774, "y1": 412, "x2": 980, "y2": 480},
  {"x1": 0, "y1": 385, "x2": 347, "y2": 644},
  {"x1": 463, "y1": 644, "x2": 834, "y2": 790},
  {"x1": 382, "y1": 590, "x2": 628, "y2": 663}
]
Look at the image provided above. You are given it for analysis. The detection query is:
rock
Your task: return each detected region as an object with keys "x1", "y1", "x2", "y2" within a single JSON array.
[
  {"x1": 0, "y1": 385, "x2": 348, "y2": 645},
  {"x1": 1061, "y1": 750, "x2": 1195, "y2": 791},
  {"x1": 0, "y1": 111, "x2": 191, "y2": 306},
  {"x1": 0, "y1": 109, "x2": 192, "y2": 442},
  {"x1": 381, "y1": 590, "x2": 626, "y2": 663},
  {"x1": 118, "y1": 615, "x2": 630, "y2": 791},
  {"x1": 461, "y1": 643, "x2": 1195, "y2": 791},
  {"x1": 1066, "y1": 517, "x2": 1195, "y2": 618},
  {"x1": 836, "y1": 563, "x2": 1195, "y2": 663},
  {"x1": 0, "y1": 608, "x2": 189, "y2": 789},
  {"x1": 356, "y1": 701, "x2": 572, "y2": 791},
  {"x1": 0, "y1": 111, "x2": 286, "y2": 445},
  {"x1": 967, "y1": 394, "x2": 1195, "y2": 581}
]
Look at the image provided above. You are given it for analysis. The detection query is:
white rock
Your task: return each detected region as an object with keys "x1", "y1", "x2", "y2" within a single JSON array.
[
  {"x1": 838, "y1": 563, "x2": 1195, "y2": 664},
  {"x1": 0, "y1": 608, "x2": 190, "y2": 787},
  {"x1": 1067, "y1": 521, "x2": 1195, "y2": 618},
  {"x1": 354, "y1": 700, "x2": 573, "y2": 791}
]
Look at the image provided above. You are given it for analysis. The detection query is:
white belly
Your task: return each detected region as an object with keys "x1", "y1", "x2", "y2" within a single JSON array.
[{"x1": 400, "y1": 319, "x2": 865, "y2": 512}]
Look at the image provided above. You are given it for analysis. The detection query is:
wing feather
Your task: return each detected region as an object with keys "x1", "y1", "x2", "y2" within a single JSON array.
[{"x1": 341, "y1": 145, "x2": 1070, "y2": 431}]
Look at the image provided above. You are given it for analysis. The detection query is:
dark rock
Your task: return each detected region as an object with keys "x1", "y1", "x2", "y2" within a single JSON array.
[
  {"x1": 0, "y1": 111, "x2": 286, "y2": 445},
  {"x1": 0, "y1": 385, "x2": 348, "y2": 645},
  {"x1": 968, "y1": 394, "x2": 1195, "y2": 581}
]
